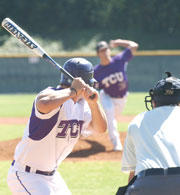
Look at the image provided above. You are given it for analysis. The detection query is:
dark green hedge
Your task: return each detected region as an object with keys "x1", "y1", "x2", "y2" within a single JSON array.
[
  {"x1": 0, "y1": 0, "x2": 180, "y2": 49},
  {"x1": 1, "y1": 0, "x2": 180, "y2": 33}
]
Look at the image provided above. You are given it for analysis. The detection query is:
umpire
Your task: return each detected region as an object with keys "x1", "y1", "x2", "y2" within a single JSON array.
[{"x1": 118, "y1": 72, "x2": 180, "y2": 195}]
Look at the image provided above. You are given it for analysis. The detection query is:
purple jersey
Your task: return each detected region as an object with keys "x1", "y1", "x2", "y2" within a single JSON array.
[{"x1": 94, "y1": 48, "x2": 133, "y2": 98}]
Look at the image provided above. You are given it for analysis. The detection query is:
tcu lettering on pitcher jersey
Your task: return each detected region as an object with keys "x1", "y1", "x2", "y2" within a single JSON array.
[
  {"x1": 94, "y1": 48, "x2": 133, "y2": 98},
  {"x1": 14, "y1": 87, "x2": 92, "y2": 172}
]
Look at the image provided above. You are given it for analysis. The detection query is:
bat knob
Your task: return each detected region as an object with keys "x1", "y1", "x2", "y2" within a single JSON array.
[{"x1": 89, "y1": 94, "x2": 96, "y2": 99}]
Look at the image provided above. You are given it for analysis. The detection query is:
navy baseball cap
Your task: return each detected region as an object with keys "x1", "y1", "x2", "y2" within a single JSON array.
[
  {"x1": 153, "y1": 73, "x2": 180, "y2": 96},
  {"x1": 96, "y1": 41, "x2": 109, "y2": 52},
  {"x1": 60, "y1": 58, "x2": 97, "y2": 87},
  {"x1": 145, "y1": 72, "x2": 180, "y2": 110},
  {"x1": 150, "y1": 72, "x2": 180, "y2": 107}
]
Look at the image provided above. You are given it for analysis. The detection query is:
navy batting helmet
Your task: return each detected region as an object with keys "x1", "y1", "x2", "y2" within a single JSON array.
[
  {"x1": 145, "y1": 72, "x2": 180, "y2": 110},
  {"x1": 60, "y1": 58, "x2": 96, "y2": 87}
]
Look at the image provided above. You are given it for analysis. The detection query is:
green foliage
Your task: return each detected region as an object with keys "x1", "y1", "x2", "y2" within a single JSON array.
[
  {"x1": 0, "y1": 0, "x2": 180, "y2": 51},
  {"x1": 1, "y1": 0, "x2": 180, "y2": 33}
]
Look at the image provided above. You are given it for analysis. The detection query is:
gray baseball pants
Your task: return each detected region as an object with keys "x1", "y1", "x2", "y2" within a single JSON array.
[{"x1": 125, "y1": 174, "x2": 180, "y2": 195}]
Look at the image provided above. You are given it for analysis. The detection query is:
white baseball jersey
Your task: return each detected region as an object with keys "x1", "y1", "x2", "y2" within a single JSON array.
[
  {"x1": 122, "y1": 106, "x2": 180, "y2": 175},
  {"x1": 14, "y1": 87, "x2": 92, "y2": 172}
]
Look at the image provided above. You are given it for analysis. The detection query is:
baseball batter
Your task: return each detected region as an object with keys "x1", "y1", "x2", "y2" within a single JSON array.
[
  {"x1": 94, "y1": 39, "x2": 139, "y2": 151},
  {"x1": 7, "y1": 58, "x2": 107, "y2": 195},
  {"x1": 119, "y1": 72, "x2": 180, "y2": 195}
]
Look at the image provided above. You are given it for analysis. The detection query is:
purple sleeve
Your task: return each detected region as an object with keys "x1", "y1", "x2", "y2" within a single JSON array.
[
  {"x1": 28, "y1": 87, "x2": 63, "y2": 140},
  {"x1": 93, "y1": 65, "x2": 101, "y2": 81},
  {"x1": 29, "y1": 103, "x2": 60, "y2": 140},
  {"x1": 114, "y1": 48, "x2": 133, "y2": 62}
]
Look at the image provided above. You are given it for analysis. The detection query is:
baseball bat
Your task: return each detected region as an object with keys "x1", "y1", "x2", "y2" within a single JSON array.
[
  {"x1": 1, "y1": 18, "x2": 74, "y2": 80},
  {"x1": 1, "y1": 18, "x2": 95, "y2": 99}
]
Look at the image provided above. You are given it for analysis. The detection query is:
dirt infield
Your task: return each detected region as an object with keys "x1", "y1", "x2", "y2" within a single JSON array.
[
  {"x1": 0, "y1": 133, "x2": 127, "y2": 162},
  {"x1": 0, "y1": 117, "x2": 28, "y2": 125},
  {"x1": 0, "y1": 116, "x2": 134, "y2": 162}
]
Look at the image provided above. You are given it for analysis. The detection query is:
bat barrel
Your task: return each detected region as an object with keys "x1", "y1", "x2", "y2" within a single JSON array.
[{"x1": 1, "y1": 18, "x2": 46, "y2": 57}]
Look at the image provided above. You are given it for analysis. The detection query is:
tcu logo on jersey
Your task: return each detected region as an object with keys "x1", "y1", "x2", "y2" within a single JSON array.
[
  {"x1": 102, "y1": 72, "x2": 124, "y2": 88},
  {"x1": 56, "y1": 120, "x2": 84, "y2": 138}
]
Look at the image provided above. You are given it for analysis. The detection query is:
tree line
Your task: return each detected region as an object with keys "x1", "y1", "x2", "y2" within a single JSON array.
[
  {"x1": 0, "y1": 0, "x2": 179, "y2": 34},
  {"x1": 0, "y1": 0, "x2": 180, "y2": 50}
]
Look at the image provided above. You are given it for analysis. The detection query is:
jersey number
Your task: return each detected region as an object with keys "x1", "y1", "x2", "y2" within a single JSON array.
[{"x1": 56, "y1": 120, "x2": 84, "y2": 138}]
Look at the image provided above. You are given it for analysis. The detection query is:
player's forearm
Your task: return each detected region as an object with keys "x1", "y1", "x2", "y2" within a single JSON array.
[
  {"x1": 37, "y1": 88, "x2": 76, "y2": 113},
  {"x1": 88, "y1": 102, "x2": 107, "y2": 133},
  {"x1": 114, "y1": 39, "x2": 138, "y2": 49}
]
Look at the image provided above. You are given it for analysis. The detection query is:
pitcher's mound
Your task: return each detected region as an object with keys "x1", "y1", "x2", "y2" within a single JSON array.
[{"x1": 0, "y1": 132, "x2": 127, "y2": 161}]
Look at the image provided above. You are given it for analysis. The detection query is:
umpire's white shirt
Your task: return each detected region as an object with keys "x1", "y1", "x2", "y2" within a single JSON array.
[{"x1": 122, "y1": 106, "x2": 180, "y2": 175}]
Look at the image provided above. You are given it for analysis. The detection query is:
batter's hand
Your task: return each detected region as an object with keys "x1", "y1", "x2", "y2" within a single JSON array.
[
  {"x1": 70, "y1": 77, "x2": 87, "y2": 96},
  {"x1": 83, "y1": 86, "x2": 99, "y2": 103}
]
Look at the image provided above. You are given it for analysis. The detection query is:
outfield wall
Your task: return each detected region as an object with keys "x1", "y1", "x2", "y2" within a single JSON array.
[{"x1": 0, "y1": 51, "x2": 180, "y2": 93}]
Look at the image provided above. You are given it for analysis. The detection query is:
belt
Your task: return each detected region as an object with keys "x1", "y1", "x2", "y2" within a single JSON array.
[
  {"x1": 12, "y1": 160, "x2": 55, "y2": 176},
  {"x1": 138, "y1": 167, "x2": 180, "y2": 178}
]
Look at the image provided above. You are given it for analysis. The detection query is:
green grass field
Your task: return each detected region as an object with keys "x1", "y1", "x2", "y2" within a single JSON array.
[
  {"x1": 0, "y1": 92, "x2": 146, "y2": 117},
  {"x1": 0, "y1": 94, "x2": 35, "y2": 117},
  {"x1": 0, "y1": 125, "x2": 25, "y2": 141},
  {"x1": 0, "y1": 161, "x2": 128, "y2": 195},
  {"x1": 0, "y1": 92, "x2": 146, "y2": 195}
]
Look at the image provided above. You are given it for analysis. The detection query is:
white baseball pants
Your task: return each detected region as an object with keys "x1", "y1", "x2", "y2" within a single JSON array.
[
  {"x1": 99, "y1": 90, "x2": 127, "y2": 149},
  {"x1": 7, "y1": 164, "x2": 71, "y2": 195}
]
